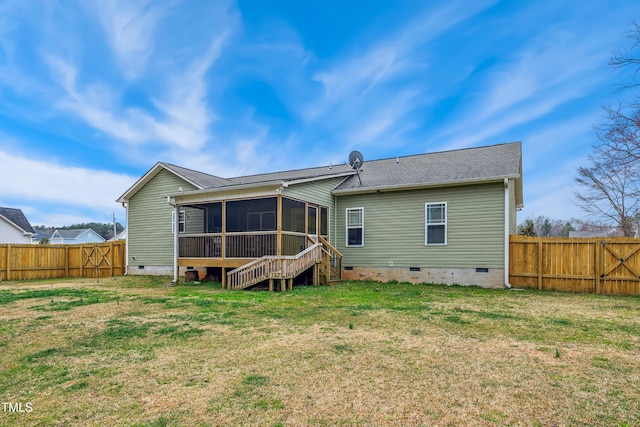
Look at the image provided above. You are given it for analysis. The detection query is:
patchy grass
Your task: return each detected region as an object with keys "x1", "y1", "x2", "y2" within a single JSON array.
[{"x1": 0, "y1": 276, "x2": 638, "y2": 426}]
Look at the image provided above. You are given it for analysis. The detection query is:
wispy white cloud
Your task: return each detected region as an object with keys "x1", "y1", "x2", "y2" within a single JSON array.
[
  {"x1": 0, "y1": 149, "x2": 136, "y2": 214},
  {"x1": 305, "y1": 0, "x2": 499, "y2": 149},
  {"x1": 434, "y1": 22, "x2": 617, "y2": 150},
  {"x1": 44, "y1": 33, "x2": 225, "y2": 151},
  {"x1": 90, "y1": 0, "x2": 164, "y2": 79}
]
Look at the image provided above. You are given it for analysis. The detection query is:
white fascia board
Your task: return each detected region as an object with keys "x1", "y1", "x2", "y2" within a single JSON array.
[{"x1": 166, "y1": 181, "x2": 285, "y2": 202}]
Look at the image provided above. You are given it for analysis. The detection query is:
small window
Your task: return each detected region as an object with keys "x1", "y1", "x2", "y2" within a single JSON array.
[
  {"x1": 346, "y1": 207, "x2": 364, "y2": 247},
  {"x1": 425, "y1": 202, "x2": 446, "y2": 245},
  {"x1": 172, "y1": 210, "x2": 185, "y2": 234}
]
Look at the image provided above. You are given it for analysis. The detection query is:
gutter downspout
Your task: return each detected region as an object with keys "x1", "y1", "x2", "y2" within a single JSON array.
[
  {"x1": 121, "y1": 202, "x2": 129, "y2": 275},
  {"x1": 168, "y1": 197, "x2": 179, "y2": 284},
  {"x1": 504, "y1": 178, "x2": 512, "y2": 288}
]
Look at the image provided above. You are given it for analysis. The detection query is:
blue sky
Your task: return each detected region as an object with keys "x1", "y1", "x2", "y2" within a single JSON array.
[{"x1": 1, "y1": 0, "x2": 639, "y2": 227}]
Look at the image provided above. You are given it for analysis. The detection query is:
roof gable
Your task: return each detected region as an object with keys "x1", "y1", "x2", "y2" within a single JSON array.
[
  {"x1": 0, "y1": 207, "x2": 35, "y2": 234},
  {"x1": 116, "y1": 162, "x2": 231, "y2": 203}
]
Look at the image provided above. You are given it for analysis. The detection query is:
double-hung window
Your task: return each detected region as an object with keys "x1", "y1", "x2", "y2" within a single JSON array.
[
  {"x1": 425, "y1": 202, "x2": 446, "y2": 245},
  {"x1": 172, "y1": 210, "x2": 185, "y2": 234},
  {"x1": 346, "y1": 207, "x2": 364, "y2": 247}
]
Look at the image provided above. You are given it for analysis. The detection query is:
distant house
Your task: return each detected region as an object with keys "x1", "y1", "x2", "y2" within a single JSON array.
[
  {"x1": 568, "y1": 229, "x2": 624, "y2": 238},
  {"x1": 32, "y1": 230, "x2": 51, "y2": 244},
  {"x1": 50, "y1": 228, "x2": 106, "y2": 244},
  {"x1": 0, "y1": 207, "x2": 35, "y2": 244},
  {"x1": 109, "y1": 228, "x2": 127, "y2": 241},
  {"x1": 117, "y1": 142, "x2": 523, "y2": 289}
]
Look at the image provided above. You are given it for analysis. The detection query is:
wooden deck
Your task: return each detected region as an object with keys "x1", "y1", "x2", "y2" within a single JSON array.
[{"x1": 178, "y1": 232, "x2": 342, "y2": 290}]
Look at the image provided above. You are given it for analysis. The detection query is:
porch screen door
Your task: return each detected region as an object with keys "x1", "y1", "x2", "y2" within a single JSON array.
[{"x1": 308, "y1": 206, "x2": 318, "y2": 241}]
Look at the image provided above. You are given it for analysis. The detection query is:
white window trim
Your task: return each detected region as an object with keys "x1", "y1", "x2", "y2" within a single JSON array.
[
  {"x1": 172, "y1": 210, "x2": 185, "y2": 234},
  {"x1": 425, "y1": 202, "x2": 447, "y2": 246},
  {"x1": 346, "y1": 207, "x2": 364, "y2": 247}
]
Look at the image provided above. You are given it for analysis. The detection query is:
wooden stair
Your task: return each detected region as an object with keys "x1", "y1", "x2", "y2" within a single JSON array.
[
  {"x1": 318, "y1": 236, "x2": 342, "y2": 283},
  {"x1": 226, "y1": 243, "x2": 324, "y2": 290}
]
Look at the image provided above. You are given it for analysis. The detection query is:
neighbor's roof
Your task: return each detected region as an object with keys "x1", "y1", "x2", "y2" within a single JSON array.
[
  {"x1": 0, "y1": 207, "x2": 35, "y2": 234},
  {"x1": 51, "y1": 228, "x2": 105, "y2": 240}
]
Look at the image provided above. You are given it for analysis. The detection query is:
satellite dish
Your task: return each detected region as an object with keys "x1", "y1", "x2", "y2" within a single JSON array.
[{"x1": 348, "y1": 151, "x2": 364, "y2": 170}]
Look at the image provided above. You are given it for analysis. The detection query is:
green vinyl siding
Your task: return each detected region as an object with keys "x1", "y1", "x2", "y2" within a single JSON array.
[
  {"x1": 283, "y1": 176, "x2": 345, "y2": 246},
  {"x1": 335, "y1": 182, "x2": 506, "y2": 269},
  {"x1": 128, "y1": 169, "x2": 197, "y2": 267}
]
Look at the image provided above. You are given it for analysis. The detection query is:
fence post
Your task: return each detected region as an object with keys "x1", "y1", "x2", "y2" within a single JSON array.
[
  {"x1": 595, "y1": 240, "x2": 602, "y2": 294},
  {"x1": 64, "y1": 246, "x2": 69, "y2": 278},
  {"x1": 110, "y1": 241, "x2": 114, "y2": 277},
  {"x1": 80, "y1": 245, "x2": 84, "y2": 277},
  {"x1": 6, "y1": 244, "x2": 11, "y2": 281},
  {"x1": 537, "y1": 239, "x2": 543, "y2": 290}
]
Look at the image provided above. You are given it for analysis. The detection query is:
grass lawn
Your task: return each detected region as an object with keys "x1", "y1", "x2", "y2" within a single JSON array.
[{"x1": 0, "y1": 276, "x2": 639, "y2": 426}]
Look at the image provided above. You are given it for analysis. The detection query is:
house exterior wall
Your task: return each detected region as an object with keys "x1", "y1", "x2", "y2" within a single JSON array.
[
  {"x1": 128, "y1": 169, "x2": 197, "y2": 274},
  {"x1": 0, "y1": 219, "x2": 31, "y2": 244},
  {"x1": 335, "y1": 182, "x2": 507, "y2": 287},
  {"x1": 282, "y1": 176, "x2": 345, "y2": 246}
]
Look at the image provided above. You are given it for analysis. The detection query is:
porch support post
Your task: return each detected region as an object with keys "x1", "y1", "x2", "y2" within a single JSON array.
[
  {"x1": 269, "y1": 279, "x2": 274, "y2": 292},
  {"x1": 222, "y1": 267, "x2": 226, "y2": 289},
  {"x1": 277, "y1": 195, "x2": 282, "y2": 256},
  {"x1": 221, "y1": 201, "x2": 226, "y2": 260},
  {"x1": 288, "y1": 278, "x2": 293, "y2": 291},
  {"x1": 280, "y1": 279, "x2": 285, "y2": 292}
]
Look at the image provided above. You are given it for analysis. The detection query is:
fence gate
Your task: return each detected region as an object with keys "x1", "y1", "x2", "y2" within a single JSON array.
[
  {"x1": 82, "y1": 243, "x2": 114, "y2": 277},
  {"x1": 509, "y1": 236, "x2": 640, "y2": 296}
]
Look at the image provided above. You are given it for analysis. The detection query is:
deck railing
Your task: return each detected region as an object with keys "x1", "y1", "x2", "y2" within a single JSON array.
[
  {"x1": 318, "y1": 236, "x2": 342, "y2": 282},
  {"x1": 178, "y1": 234, "x2": 222, "y2": 258},
  {"x1": 179, "y1": 231, "x2": 308, "y2": 259},
  {"x1": 226, "y1": 243, "x2": 323, "y2": 290}
]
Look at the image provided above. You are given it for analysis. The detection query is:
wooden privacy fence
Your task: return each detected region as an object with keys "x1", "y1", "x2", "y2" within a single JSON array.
[
  {"x1": 510, "y1": 235, "x2": 640, "y2": 296},
  {"x1": 0, "y1": 240, "x2": 126, "y2": 281}
]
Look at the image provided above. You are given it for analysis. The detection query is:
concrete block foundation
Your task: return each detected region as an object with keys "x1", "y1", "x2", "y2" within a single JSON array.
[{"x1": 341, "y1": 266, "x2": 505, "y2": 288}]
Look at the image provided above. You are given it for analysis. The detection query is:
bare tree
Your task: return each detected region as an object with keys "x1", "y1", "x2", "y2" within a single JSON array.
[
  {"x1": 610, "y1": 20, "x2": 640, "y2": 89},
  {"x1": 594, "y1": 104, "x2": 640, "y2": 165},
  {"x1": 574, "y1": 157, "x2": 640, "y2": 236},
  {"x1": 596, "y1": 21, "x2": 640, "y2": 164},
  {"x1": 576, "y1": 22, "x2": 640, "y2": 235}
]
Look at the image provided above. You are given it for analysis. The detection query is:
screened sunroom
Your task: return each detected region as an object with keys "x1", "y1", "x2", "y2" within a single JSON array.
[{"x1": 174, "y1": 195, "x2": 330, "y2": 268}]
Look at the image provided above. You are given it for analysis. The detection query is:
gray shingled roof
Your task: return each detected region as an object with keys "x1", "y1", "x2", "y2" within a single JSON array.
[
  {"x1": 160, "y1": 163, "x2": 234, "y2": 188},
  {"x1": 221, "y1": 164, "x2": 353, "y2": 186},
  {"x1": 160, "y1": 142, "x2": 522, "y2": 204},
  {"x1": 0, "y1": 207, "x2": 35, "y2": 233},
  {"x1": 333, "y1": 142, "x2": 522, "y2": 192}
]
